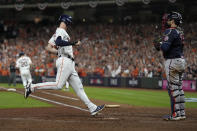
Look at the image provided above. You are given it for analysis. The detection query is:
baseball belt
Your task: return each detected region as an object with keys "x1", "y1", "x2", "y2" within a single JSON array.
[{"x1": 59, "y1": 54, "x2": 74, "y2": 61}]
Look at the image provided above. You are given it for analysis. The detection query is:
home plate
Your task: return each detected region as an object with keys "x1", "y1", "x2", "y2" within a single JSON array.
[
  {"x1": 103, "y1": 117, "x2": 119, "y2": 120},
  {"x1": 7, "y1": 88, "x2": 16, "y2": 92},
  {"x1": 105, "y1": 105, "x2": 120, "y2": 108}
]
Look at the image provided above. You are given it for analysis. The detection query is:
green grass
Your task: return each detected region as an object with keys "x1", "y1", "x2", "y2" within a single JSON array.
[
  {"x1": 0, "y1": 83, "x2": 24, "y2": 88},
  {"x1": 1, "y1": 83, "x2": 197, "y2": 108},
  {"x1": 0, "y1": 83, "x2": 53, "y2": 109},
  {"x1": 81, "y1": 87, "x2": 197, "y2": 108},
  {"x1": 0, "y1": 92, "x2": 53, "y2": 109}
]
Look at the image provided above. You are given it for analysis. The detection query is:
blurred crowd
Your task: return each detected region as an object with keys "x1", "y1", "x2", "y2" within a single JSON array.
[{"x1": 0, "y1": 22, "x2": 197, "y2": 79}]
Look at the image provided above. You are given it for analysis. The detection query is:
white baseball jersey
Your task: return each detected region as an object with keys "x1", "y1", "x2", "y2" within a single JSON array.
[
  {"x1": 49, "y1": 28, "x2": 74, "y2": 58},
  {"x1": 16, "y1": 56, "x2": 32, "y2": 73},
  {"x1": 16, "y1": 56, "x2": 32, "y2": 87},
  {"x1": 31, "y1": 27, "x2": 98, "y2": 114}
]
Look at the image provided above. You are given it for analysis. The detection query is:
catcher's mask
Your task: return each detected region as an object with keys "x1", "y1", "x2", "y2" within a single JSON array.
[
  {"x1": 162, "y1": 11, "x2": 182, "y2": 31},
  {"x1": 167, "y1": 12, "x2": 183, "y2": 26}
]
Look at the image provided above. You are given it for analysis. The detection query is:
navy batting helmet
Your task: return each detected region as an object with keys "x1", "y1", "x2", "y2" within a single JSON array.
[
  {"x1": 19, "y1": 52, "x2": 25, "y2": 57},
  {"x1": 59, "y1": 14, "x2": 72, "y2": 25},
  {"x1": 167, "y1": 12, "x2": 183, "y2": 25}
]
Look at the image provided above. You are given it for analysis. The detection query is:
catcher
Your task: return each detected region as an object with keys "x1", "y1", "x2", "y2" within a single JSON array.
[{"x1": 153, "y1": 12, "x2": 186, "y2": 121}]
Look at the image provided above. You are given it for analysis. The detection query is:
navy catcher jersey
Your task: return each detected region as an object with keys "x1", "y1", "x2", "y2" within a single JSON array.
[{"x1": 161, "y1": 27, "x2": 184, "y2": 59}]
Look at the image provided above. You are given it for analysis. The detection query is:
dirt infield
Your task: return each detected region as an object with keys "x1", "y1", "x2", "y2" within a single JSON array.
[{"x1": 0, "y1": 88, "x2": 197, "y2": 131}]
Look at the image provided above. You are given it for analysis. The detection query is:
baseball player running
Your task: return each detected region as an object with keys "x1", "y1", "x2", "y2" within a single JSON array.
[
  {"x1": 154, "y1": 12, "x2": 186, "y2": 121},
  {"x1": 16, "y1": 52, "x2": 32, "y2": 88},
  {"x1": 25, "y1": 14, "x2": 105, "y2": 116}
]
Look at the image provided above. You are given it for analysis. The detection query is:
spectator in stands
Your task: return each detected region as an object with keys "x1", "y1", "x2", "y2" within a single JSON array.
[{"x1": 0, "y1": 23, "x2": 196, "y2": 80}]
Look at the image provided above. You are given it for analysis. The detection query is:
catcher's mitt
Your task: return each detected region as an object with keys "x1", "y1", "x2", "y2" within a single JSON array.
[{"x1": 153, "y1": 36, "x2": 162, "y2": 51}]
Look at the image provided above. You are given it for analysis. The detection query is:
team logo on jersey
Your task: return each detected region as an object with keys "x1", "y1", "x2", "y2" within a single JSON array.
[{"x1": 164, "y1": 36, "x2": 169, "y2": 41}]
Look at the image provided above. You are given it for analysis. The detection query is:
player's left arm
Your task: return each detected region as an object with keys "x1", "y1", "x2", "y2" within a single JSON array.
[
  {"x1": 28, "y1": 58, "x2": 33, "y2": 71},
  {"x1": 55, "y1": 36, "x2": 78, "y2": 46},
  {"x1": 28, "y1": 57, "x2": 32, "y2": 65}
]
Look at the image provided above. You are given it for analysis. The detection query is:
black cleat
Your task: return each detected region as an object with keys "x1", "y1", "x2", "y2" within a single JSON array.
[
  {"x1": 91, "y1": 104, "x2": 105, "y2": 116},
  {"x1": 163, "y1": 114, "x2": 181, "y2": 121},
  {"x1": 24, "y1": 84, "x2": 32, "y2": 99}
]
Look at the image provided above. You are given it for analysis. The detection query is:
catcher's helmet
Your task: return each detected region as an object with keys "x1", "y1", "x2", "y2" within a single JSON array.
[
  {"x1": 167, "y1": 12, "x2": 183, "y2": 25},
  {"x1": 59, "y1": 14, "x2": 72, "y2": 25},
  {"x1": 19, "y1": 52, "x2": 25, "y2": 57}
]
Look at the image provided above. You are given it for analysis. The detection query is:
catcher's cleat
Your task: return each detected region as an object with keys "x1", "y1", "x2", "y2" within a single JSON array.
[
  {"x1": 163, "y1": 114, "x2": 181, "y2": 121},
  {"x1": 24, "y1": 83, "x2": 32, "y2": 99},
  {"x1": 91, "y1": 104, "x2": 105, "y2": 116}
]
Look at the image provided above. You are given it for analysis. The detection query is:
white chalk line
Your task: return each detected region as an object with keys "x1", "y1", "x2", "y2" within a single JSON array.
[
  {"x1": 0, "y1": 117, "x2": 82, "y2": 123},
  {"x1": 16, "y1": 90, "x2": 89, "y2": 112},
  {"x1": 0, "y1": 87, "x2": 118, "y2": 120},
  {"x1": 1, "y1": 87, "x2": 79, "y2": 101},
  {"x1": 1, "y1": 87, "x2": 89, "y2": 112},
  {"x1": 41, "y1": 91, "x2": 79, "y2": 101},
  {"x1": 185, "y1": 98, "x2": 197, "y2": 102},
  {"x1": 0, "y1": 117, "x2": 117, "y2": 123}
]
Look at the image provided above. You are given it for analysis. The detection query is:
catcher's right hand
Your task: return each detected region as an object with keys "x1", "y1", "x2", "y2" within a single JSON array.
[{"x1": 153, "y1": 36, "x2": 162, "y2": 51}]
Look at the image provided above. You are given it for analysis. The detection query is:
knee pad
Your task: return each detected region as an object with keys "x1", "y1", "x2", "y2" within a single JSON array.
[
  {"x1": 167, "y1": 84, "x2": 179, "y2": 96},
  {"x1": 179, "y1": 89, "x2": 184, "y2": 95},
  {"x1": 168, "y1": 88, "x2": 181, "y2": 102},
  {"x1": 172, "y1": 90, "x2": 181, "y2": 103}
]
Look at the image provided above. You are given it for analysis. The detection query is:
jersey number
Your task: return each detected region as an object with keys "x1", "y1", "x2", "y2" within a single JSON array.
[{"x1": 20, "y1": 61, "x2": 28, "y2": 67}]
